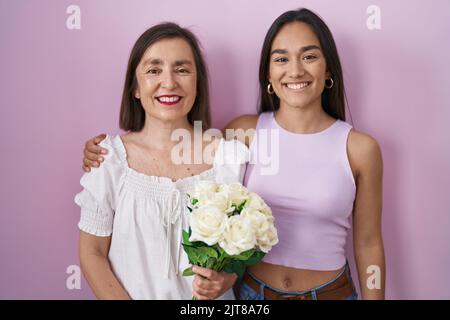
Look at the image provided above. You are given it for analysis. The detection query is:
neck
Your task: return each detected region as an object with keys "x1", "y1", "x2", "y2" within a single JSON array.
[
  {"x1": 275, "y1": 100, "x2": 334, "y2": 134},
  {"x1": 136, "y1": 114, "x2": 194, "y2": 150}
]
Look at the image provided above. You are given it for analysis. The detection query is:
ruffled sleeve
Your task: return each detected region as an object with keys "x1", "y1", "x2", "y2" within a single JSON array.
[
  {"x1": 74, "y1": 135, "x2": 126, "y2": 237},
  {"x1": 213, "y1": 138, "x2": 250, "y2": 184}
]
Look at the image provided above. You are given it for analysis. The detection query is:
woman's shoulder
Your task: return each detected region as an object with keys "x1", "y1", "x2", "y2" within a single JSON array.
[
  {"x1": 348, "y1": 129, "x2": 381, "y2": 155},
  {"x1": 347, "y1": 129, "x2": 383, "y2": 176}
]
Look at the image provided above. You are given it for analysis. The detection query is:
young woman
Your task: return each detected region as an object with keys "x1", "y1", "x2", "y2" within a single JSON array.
[
  {"x1": 227, "y1": 9, "x2": 385, "y2": 300},
  {"x1": 82, "y1": 8, "x2": 385, "y2": 300},
  {"x1": 75, "y1": 23, "x2": 248, "y2": 300}
]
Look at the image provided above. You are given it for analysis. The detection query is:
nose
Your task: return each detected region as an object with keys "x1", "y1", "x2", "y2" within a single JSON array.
[
  {"x1": 160, "y1": 70, "x2": 177, "y2": 89},
  {"x1": 288, "y1": 60, "x2": 305, "y2": 78}
]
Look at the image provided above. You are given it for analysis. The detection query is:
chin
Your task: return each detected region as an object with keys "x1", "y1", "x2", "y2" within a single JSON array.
[
  {"x1": 286, "y1": 100, "x2": 310, "y2": 109},
  {"x1": 158, "y1": 110, "x2": 190, "y2": 122},
  {"x1": 158, "y1": 114, "x2": 185, "y2": 122}
]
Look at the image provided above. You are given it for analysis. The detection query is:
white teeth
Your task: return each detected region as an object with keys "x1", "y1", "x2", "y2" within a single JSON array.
[
  {"x1": 286, "y1": 82, "x2": 310, "y2": 90},
  {"x1": 158, "y1": 96, "x2": 181, "y2": 102}
]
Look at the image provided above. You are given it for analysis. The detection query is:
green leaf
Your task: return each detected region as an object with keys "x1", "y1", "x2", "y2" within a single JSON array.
[
  {"x1": 183, "y1": 229, "x2": 205, "y2": 248},
  {"x1": 182, "y1": 245, "x2": 201, "y2": 265},
  {"x1": 243, "y1": 250, "x2": 266, "y2": 266},
  {"x1": 182, "y1": 230, "x2": 192, "y2": 246},
  {"x1": 183, "y1": 245, "x2": 219, "y2": 267},
  {"x1": 192, "y1": 241, "x2": 206, "y2": 248},
  {"x1": 232, "y1": 248, "x2": 255, "y2": 261},
  {"x1": 237, "y1": 200, "x2": 247, "y2": 212},
  {"x1": 206, "y1": 257, "x2": 217, "y2": 269},
  {"x1": 192, "y1": 198, "x2": 198, "y2": 206},
  {"x1": 212, "y1": 244, "x2": 229, "y2": 262},
  {"x1": 223, "y1": 260, "x2": 246, "y2": 278},
  {"x1": 196, "y1": 247, "x2": 218, "y2": 266},
  {"x1": 198, "y1": 246, "x2": 218, "y2": 258},
  {"x1": 182, "y1": 266, "x2": 195, "y2": 277}
]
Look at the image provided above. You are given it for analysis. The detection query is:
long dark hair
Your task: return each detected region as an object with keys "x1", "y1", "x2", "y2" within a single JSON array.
[
  {"x1": 258, "y1": 8, "x2": 347, "y2": 121},
  {"x1": 120, "y1": 22, "x2": 211, "y2": 131}
]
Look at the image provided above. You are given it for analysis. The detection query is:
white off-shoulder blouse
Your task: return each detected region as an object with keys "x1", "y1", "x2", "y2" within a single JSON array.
[{"x1": 74, "y1": 135, "x2": 249, "y2": 300}]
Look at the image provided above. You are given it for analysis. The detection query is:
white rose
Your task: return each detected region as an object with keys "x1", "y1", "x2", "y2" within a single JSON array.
[
  {"x1": 241, "y1": 208, "x2": 278, "y2": 253},
  {"x1": 196, "y1": 183, "x2": 250, "y2": 214},
  {"x1": 199, "y1": 193, "x2": 233, "y2": 214},
  {"x1": 189, "y1": 204, "x2": 227, "y2": 246},
  {"x1": 189, "y1": 181, "x2": 219, "y2": 206},
  {"x1": 219, "y1": 215, "x2": 256, "y2": 256},
  {"x1": 226, "y1": 183, "x2": 250, "y2": 208},
  {"x1": 240, "y1": 207, "x2": 271, "y2": 235},
  {"x1": 256, "y1": 224, "x2": 279, "y2": 253},
  {"x1": 212, "y1": 185, "x2": 235, "y2": 213},
  {"x1": 245, "y1": 192, "x2": 272, "y2": 217}
]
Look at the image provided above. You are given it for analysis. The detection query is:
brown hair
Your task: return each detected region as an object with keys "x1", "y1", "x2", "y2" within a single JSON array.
[{"x1": 119, "y1": 22, "x2": 211, "y2": 131}]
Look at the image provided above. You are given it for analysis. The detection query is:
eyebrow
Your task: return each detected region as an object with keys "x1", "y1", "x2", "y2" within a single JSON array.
[
  {"x1": 142, "y1": 58, "x2": 162, "y2": 66},
  {"x1": 174, "y1": 60, "x2": 193, "y2": 67},
  {"x1": 141, "y1": 58, "x2": 193, "y2": 67},
  {"x1": 271, "y1": 45, "x2": 321, "y2": 56}
]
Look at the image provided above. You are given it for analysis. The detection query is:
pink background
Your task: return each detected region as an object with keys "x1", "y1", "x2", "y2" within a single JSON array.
[{"x1": 1, "y1": 0, "x2": 449, "y2": 299}]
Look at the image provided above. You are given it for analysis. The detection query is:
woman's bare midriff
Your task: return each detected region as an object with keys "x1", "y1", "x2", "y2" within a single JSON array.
[{"x1": 247, "y1": 262, "x2": 345, "y2": 292}]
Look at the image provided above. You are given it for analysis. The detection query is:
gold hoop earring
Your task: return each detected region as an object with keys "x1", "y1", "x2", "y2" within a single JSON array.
[
  {"x1": 325, "y1": 78, "x2": 334, "y2": 89},
  {"x1": 267, "y1": 83, "x2": 275, "y2": 95}
]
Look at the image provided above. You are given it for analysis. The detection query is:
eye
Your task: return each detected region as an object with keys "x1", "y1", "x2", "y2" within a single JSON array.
[
  {"x1": 274, "y1": 57, "x2": 288, "y2": 63},
  {"x1": 146, "y1": 68, "x2": 161, "y2": 75},
  {"x1": 303, "y1": 55, "x2": 318, "y2": 61},
  {"x1": 176, "y1": 68, "x2": 190, "y2": 74}
]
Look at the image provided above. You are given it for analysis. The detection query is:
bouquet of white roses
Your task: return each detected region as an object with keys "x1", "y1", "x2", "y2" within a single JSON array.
[{"x1": 182, "y1": 181, "x2": 278, "y2": 280}]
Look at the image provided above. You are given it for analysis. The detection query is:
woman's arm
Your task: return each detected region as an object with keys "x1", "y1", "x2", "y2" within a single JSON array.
[
  {"x1": 348, "y1": 130, "x2": 386, "y2": 300},
  {"x1": 81, "y1": 115, "x2": 259, "y2": 171},
  {"x1": 79, "y1": 231, "x2": 131, "y2": 299}
]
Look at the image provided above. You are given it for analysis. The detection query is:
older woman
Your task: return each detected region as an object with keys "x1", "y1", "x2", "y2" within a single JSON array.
[{"x1": 75, "y1": 23, "x2": 248, "y2": 300}]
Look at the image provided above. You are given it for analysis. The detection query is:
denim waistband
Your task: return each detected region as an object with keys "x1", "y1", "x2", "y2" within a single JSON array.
[{"x1": 246, "y1": 262, "x2": 351, "y2": 296}]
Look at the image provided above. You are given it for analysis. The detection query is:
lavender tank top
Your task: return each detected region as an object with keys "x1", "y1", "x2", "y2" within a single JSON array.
[{"x1": 244, "y1": 112, "x2": 356, "y2": 271}]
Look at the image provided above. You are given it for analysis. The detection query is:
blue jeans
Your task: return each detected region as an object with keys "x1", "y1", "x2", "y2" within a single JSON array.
[{"x1": 234, "y1": 262, "x2": 358, "y2": 300}]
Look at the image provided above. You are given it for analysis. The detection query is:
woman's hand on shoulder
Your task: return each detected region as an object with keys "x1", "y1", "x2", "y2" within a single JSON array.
[{"x1": 82, "y1": 134, "x2": 108, "y2": 172}]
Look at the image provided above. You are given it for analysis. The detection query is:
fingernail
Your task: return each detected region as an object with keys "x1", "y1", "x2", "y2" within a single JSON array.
[
  {"x1": 94, "y1": 162, "x2": 99, "y2": 167},
  {"x1": 98, "y1": 157, "x2": 104, "y2": 162},
  {"x1": 101, "y1": 150, "x2": 108, "y2": 154}
]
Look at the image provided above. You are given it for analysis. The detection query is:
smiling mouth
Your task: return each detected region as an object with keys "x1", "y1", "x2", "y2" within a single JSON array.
[
  {"x1": 284, "y1": 82, "x2": 311, "y2": 90},
  {"x1": 156, "y1": 95, "x2": 182, "y2": 105}
]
